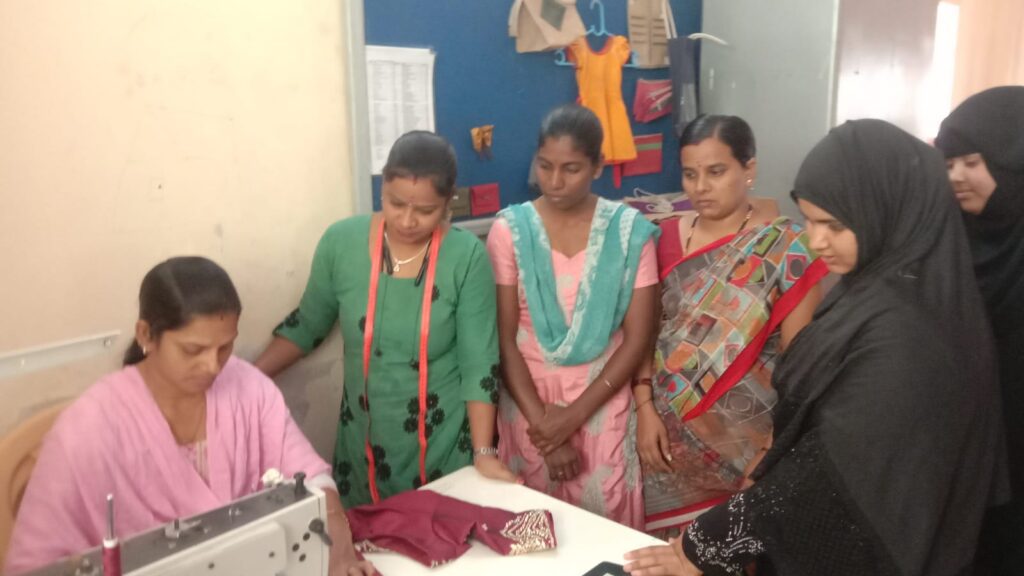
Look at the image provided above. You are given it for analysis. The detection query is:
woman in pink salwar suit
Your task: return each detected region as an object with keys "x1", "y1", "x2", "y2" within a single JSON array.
[{"x1": 4, "y1": 257, "x2": 373, "y2": 576}]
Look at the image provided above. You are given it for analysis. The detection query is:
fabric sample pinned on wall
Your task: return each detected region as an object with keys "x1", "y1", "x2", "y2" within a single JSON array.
[
  {"x1": 569, "y1": 35, "x2": 638, "y2": 166},
  {"x1": 622, "y1": 133, "x2": 663, "y2": 177},
  {"x1": 633, "y1": 78, "x2": 673, "y2": 123},
  {"x1": 471, "y1": 125, "x2": 494, "y2": 159},
  {"x1": 451, "y1": 187, "x2": 473, "y2": 219},
  {"x1": 669, "y1": 36, "x2": 699, "y2": 138},
  {"x1": 509, "y1": 0, "x2": 587, "y2": 53},
  {"x1": 627, "y1": 0, "x2": 676, "y2": 69},
  {"x1": 470, "y1": 183, "x2": 501, "y2": 216}
]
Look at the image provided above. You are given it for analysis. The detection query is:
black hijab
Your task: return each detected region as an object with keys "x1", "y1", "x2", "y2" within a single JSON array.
[
  {"x1": 935, "y1": 86, "x2": 1024, "y2": 336},
  {"x1": 739, "y1": 120, "x2": 1002, "y2": 575}
]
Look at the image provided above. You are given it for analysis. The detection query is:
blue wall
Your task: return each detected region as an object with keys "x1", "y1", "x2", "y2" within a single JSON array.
[{"x1": 365, "y1": 0, "x2": 702, "y2": 214}]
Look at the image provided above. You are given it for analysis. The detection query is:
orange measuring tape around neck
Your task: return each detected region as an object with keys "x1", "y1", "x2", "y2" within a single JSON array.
[{"x1": 362, "y1": 219, "x2": 442, "y2": 503}]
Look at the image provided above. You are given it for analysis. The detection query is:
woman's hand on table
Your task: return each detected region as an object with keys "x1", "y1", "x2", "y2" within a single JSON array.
[
  {"x1": 544, "y1": 443, "x2": 580, "y2": 482},
  {"x1": 636, "y1": 401, "x2": 673, "y2": 474},
  {"x1": 527, "y1": 403, "x2": 583, "y2": 455},
  {"x1": 474, "y1": 454, "x2": 522, "y2": 483},
  {"x1": 329, "y1": 548, "x2": 376, "y2": 576},
  {"x1": 623, "y1": 536, "x2": 702, "y2": 576}
]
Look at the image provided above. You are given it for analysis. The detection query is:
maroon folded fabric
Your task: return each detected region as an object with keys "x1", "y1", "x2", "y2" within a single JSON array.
[{"x1": 346, "y1": 490, "x2": 557, "y2": 567}]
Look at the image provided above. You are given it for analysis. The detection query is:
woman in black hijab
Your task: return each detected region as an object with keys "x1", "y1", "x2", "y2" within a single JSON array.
[
  {"x1": 936, "y1": 85, "x2": 1024, "y2": 576},
  {"x1": 624, "y1": 119, "x2": 1003, "y2": 576}
]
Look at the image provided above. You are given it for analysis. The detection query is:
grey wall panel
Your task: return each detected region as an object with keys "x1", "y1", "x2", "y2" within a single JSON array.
[{"x1": 699, "y1": 0, "x2": 840, "y2": 217}]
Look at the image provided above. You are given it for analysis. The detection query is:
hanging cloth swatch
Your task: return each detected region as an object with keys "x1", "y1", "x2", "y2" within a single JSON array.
[
  {"x1": 622, "y1": 133, "x2": 663, "y2": 177},
  {"x1": 668, "y1": 36, "x2": 699, "y2": 138},
  {"x1": 569, "y1": 35, "x2": 638, "y2": 177},
  {"x1": 627, "y1": 0, "x2": 676, "y2": 69},
  {"x1": 509, "y1": 0, "x2": 587, "y2": 53},
  {"x1": 633, "y1": 78, "x2": 673, "y2": 123}
]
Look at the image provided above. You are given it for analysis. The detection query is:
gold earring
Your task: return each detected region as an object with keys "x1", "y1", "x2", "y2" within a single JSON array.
[{"x1": 142, "y1": 345, "x2": 148, "y2": 356}]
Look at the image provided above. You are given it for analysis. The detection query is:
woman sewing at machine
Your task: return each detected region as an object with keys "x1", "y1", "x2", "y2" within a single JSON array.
[{"x1": 5, "y1": 257, "x2": 374, "y2": 576}]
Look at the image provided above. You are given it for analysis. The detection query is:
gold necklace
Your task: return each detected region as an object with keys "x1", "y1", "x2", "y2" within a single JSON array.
[
  {"x1": 685, "y1": 203, "x2": 753, "y2": 255},
  {"x1": 384, "y1": 231, "x2": 430, "y2": 272}
]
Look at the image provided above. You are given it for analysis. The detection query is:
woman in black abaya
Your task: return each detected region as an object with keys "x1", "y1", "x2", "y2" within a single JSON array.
[{"x1": 936, "y1": 85, "x2": 1024, "y2": 576}]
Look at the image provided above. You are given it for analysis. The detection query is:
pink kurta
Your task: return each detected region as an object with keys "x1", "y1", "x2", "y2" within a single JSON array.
[
  {"x1": 486, "y1": 218, "x2": 657, "y2": 530},
  {"x1": 5, "y1": 357, "x2": 330, "y2": 575}
]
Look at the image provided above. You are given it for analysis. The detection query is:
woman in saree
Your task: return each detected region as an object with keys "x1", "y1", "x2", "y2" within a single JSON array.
[{"x1": 636, "y1": 115, "x2": 826, "y2": 533}]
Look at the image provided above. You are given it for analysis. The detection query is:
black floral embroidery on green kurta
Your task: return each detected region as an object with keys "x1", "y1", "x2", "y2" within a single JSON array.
[
  {"x1": 358, "y1": 394, "x2": 370, "y2": 412},
  {"x1": 333, "y1": 460, "x2": 352, "y2": 496},
  {"x1": 404, "y1": 393, "x2": 443, "y2": 438},
  {"x1": 411, "y1": 469, "x2": 444, "y2": 490},
  {"x1": 273, "y1": 308, "x2": 301, "y2": 333},
  {"x1": 371, "y1": 444, "x2": 391, "y2": 481},
  {"x1": 479, "y1": 364, "x2": 501, "y2": 404},
  {"x1": 339, "y1": 397, "x2": 354, "y2": 427},
  {"x1": 358, "y1": 315, "x2": 367, "y2": 333},
  {"x1": 456, "y1": 418, "x2": 472, "y2": 454},
  {"x1": 430, "y1": 408, "x2": 445, "y2": 427},
  {"x1": 431, "y1": 286, "x2": 440, "y2": 302}
]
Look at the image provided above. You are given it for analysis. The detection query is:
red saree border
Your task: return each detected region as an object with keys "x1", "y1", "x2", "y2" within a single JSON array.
[
  {"x1": 682, "y1": 257, "x2": 828, "y2": 422},
  {"x1": 657, "y1": 215, "x2": 739, "y2": 282},
  {"x1": 645, "y1": 494, "x2": 732, "y2": 525}
]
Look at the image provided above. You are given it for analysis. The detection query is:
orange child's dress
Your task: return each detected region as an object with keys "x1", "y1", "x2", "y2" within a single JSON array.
[{"x1": 569, "y1": 35, "x2": 637, "y2": 168}]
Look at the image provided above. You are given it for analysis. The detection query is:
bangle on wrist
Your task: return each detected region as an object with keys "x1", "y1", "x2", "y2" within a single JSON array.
[
  {"x1": 473, "y1": 446, "x2": 499, "y2": 459},
  {"x1": 635, "y1": 397, "x2": 654, "y2": 411}
]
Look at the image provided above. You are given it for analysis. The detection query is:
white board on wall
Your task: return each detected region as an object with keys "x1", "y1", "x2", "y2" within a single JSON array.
[{"x1": 365, "y1": 45, "x2": 436, "y2": 174}]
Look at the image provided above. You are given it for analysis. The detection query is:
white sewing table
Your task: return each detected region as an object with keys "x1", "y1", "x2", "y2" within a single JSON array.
[{"x1": 362, "y1": 466, "x2": 665, "y2": 575}]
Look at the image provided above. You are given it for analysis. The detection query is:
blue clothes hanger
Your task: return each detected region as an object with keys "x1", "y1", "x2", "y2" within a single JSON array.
[
  {"x1": 586, "y1": 0, "x2": 612, "y2": 36},
  {"x1": 553, "y1": 0, "x2": 640, "y2": 68}
]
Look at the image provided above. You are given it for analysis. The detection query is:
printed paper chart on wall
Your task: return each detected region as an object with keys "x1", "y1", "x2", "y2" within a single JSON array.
[{"x1": 366, "y1": 45, "x2": 436, "y2": 174}]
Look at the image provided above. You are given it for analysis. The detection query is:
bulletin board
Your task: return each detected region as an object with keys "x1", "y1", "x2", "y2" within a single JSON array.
[{"x1": 364, "y1": 0, "x2": 703, "y2": 218}]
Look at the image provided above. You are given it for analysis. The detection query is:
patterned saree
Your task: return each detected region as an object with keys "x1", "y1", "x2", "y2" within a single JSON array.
[{"x1": 644, "y1": 217, "x2": 827, "y2": 532}]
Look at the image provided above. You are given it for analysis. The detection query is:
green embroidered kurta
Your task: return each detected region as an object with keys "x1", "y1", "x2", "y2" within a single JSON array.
[{"x1": 275, "y1": 216, "x2": 500, "y2": 506}]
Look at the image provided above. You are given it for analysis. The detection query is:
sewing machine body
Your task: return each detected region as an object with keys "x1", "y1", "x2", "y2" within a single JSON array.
[{"x1": 23, "y1": 481, "x2": 328, "y2": 576}]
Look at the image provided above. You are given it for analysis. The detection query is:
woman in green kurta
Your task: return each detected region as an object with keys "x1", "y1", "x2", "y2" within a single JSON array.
[{"x1": 256, "y1": 132, "x2": 517, "y2": 507}]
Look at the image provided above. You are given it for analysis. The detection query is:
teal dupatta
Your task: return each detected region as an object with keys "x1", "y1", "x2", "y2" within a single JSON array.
[{"x1": 500, "y1": 197, "x2": 659, "y2": 366}]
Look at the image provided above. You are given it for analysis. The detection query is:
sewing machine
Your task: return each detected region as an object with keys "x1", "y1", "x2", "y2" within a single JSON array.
[{"x1": 23, "y1": 473, "x2": 330, "y2": 576}]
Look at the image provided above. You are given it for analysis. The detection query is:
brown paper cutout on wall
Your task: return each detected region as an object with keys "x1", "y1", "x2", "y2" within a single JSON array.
[
  {"x1": 471, "y1": 125, "x2": 494, "y2": 160},
  {"x1": 509, "y1": 0, "x2": 587, "y2": 53}
]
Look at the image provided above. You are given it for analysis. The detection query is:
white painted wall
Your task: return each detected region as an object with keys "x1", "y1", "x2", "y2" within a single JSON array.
[
  {"x1": 834, "y1": 0, "x2": 941, "y2": 139},
  {"x1": 952, "y1": 0, "x2": 1024, "y2": 106},
  {"x1": 0, "y1": 0, "x2": 356, "y2": 457}
]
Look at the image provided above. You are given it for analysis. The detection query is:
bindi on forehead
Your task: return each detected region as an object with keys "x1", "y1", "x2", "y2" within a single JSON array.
[{"x1": 385, "y1": 190, "x2": 440, "y2": 209}]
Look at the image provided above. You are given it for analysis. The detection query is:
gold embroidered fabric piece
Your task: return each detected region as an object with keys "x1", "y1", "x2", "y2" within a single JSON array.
[
  {"x1": 354, "y1": 539, "x2": 390, "y2": 554},
  {"x1": 499, "y1": 509, "x2": 557, "y2": 555}
]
